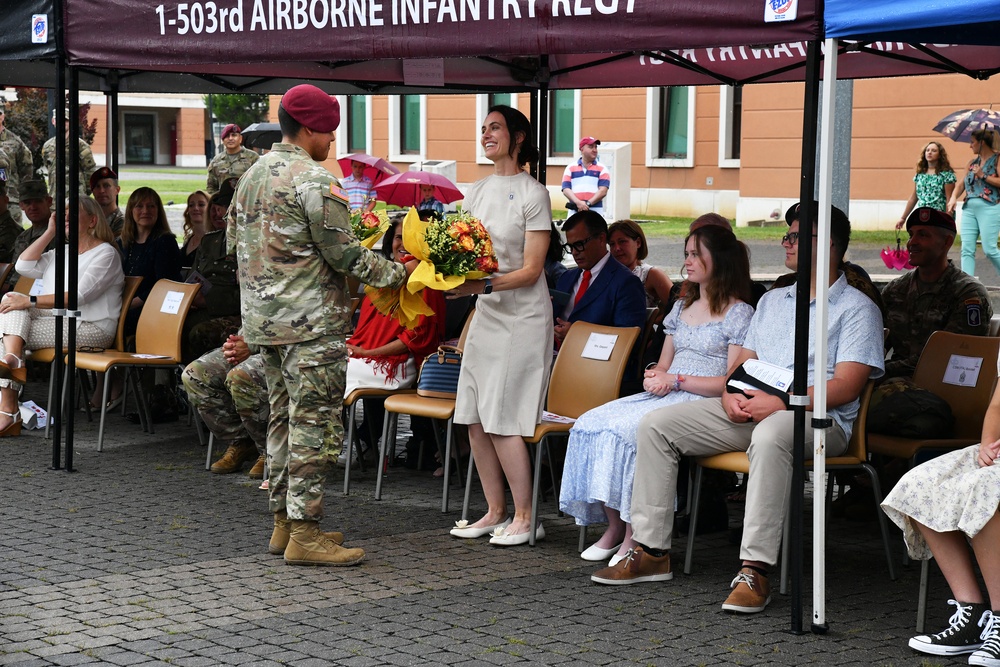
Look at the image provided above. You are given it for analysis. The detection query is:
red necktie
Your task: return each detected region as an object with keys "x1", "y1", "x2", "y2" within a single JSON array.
[{"x1": 574, "y1": 270, "x2": 592, "y2": 306}]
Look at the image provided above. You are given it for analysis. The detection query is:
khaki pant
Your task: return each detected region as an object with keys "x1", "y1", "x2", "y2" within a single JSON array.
[{"x1": 630, "y1": 397, "x2": 847, "y2": 566}]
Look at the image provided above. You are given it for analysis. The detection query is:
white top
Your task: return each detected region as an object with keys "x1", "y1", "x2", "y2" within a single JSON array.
[{"x1": 16, "y1": 243, "x2": 125, "y2": 336}]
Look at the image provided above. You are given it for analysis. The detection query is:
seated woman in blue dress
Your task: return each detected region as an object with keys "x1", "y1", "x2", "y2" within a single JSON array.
[{"x1": 559, "y1": 224, "x2": 754, "y2": 565}]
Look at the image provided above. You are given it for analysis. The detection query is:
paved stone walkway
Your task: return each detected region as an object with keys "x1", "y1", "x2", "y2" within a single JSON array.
[{"x1": 0, "y1": 382, "x2": 960, "y2": 666}]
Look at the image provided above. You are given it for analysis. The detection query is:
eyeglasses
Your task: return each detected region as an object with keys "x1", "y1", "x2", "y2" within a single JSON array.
[
  {"x1": 562, "y1": 234, "x2": 598, "y2": 254},
  {"x1": 77, "y1": 346, "x2": 105, "y2": 353},
  {"x1": 781, "y1": 232, "x2": 799, "y2": 246}
]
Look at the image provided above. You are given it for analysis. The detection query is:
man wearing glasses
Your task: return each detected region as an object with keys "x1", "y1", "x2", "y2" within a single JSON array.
[
  {"x1": 593, "y1": 201, "x2": 885, "y2": 618},
  {"x1": 553, "y1": 210, "x2": 645, "y2": 345}
]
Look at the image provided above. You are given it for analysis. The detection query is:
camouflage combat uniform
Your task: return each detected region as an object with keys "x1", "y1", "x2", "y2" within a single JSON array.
[
  {"x1": 7, "y1": 225, "x2": 53, "y2": 290},
  {"x1": 0, "y1": 128, "x2": 34, "y2": 224},
  {"x1": 207, "y1": 148, "x2": 258, "y2": 196},
  {"x1": 228, "y1": 142, "x2": 407, "y2": 522},
  {"x1": 106, "y1": 207, "x2": 125, "y2": 237},
  {"x1": 183, "y1": 229, "x2": 242, "y2": 362},
  {"x1": 0, "y1": 207, "x2": 24, "y2": 263},
  {"x1": 182, "y1": 348, "x2": 269, "y2": 455},
  {"x1": 41, "y1": 136, "x2": 97, "y2": 196},
  {"x1": 882, "y1": 260, "x2": 992, "y2": 379}
]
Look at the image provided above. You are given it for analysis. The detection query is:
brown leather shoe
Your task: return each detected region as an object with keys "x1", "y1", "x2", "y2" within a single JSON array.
[
  {"x1": 721, "y1": 567, "x2": 771, "y2": 613},
  {"x1": 284, "y1": 520, "x2": 365, "y2": 566},
  {"x1": 590, "y1": 547, "x2": 673, "y2": 585},
  {"x1": 247, "y1": 454, "x2": 266, "y2": 479},
  {"x1": 210, "y1": 441, "x2": 257, "y2": 475},
  {"x1": 268, "y1": 510, "x2": 344, "y2": 555}
]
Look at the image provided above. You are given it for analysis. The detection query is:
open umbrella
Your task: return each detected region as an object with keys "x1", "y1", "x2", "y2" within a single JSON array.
[
  {"x1": 933, "y1": 108, "x2": 1000, "y2": 144},
  {"x1": 336, "y1": 153, "x2": 399, "y2": 186},
  {"x1": 240, "y1": 122, "x2": 281, "y2": 150},
  {"x1": 880, "y1": 232, "x2": 912, "y2": 270},
  {"x1": 373, "y1": 171, "x2": 464, "y2": 208}
]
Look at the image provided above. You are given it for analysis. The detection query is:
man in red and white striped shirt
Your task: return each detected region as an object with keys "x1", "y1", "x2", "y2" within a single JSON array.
[{"x1": 561, "y1": 136, "x2": 610, "y2": 217}]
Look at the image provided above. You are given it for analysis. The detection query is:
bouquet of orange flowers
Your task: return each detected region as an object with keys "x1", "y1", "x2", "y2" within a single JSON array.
[{"x1": 350, "y1": 209, "x2": 390, "y2": 249}]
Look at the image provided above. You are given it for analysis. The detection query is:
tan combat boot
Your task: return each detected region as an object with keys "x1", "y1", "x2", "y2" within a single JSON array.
[
  {"x1": 210, "y1": 441, "x2": 257, "y2": 474},
  {"x1": 247, "y1": 454, "x2": 266, "y2": 480},
  {"x1": 284, "y1": 520, "x2": 365, "y2": 566},
  {"x1": 269, "y1": 510, "x2": 344, "y2": 555}
]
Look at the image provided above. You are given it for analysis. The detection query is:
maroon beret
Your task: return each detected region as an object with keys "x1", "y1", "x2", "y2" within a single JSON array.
[
  {"x1": 905, "y1": 206, "x2": 956, "y2": 234},
  {"x1": 89, "y1": 166, "x2": 118, "y2": 190},
  {"x1": 221, "y1": 123, "x2": 241, "y2": 139},
  {"x1": 280, "y1": 85, "x2": 340, "y2": 133}
]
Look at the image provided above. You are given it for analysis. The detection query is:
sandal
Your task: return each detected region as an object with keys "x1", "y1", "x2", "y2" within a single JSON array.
[
  {"x1": 0, "y1": 408, "x2": 22, "y2": 437},
  {"x1": 0, "y1": 354, "x2": 26, "y2": 384}
]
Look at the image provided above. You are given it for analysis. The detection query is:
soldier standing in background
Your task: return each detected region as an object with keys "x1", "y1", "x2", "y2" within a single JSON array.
[
  {"x1": 206, "y1": 124, "x2": 258, "y2": 196},
  {"x1": 0, "y1": 100, "x2": 35, "y2": 225},
  {"x1": 41, "y1": 109, "x2": 97, "y2": 197},
  {"x1": 227, "y1": 84, "x2": 414, "y2": 567}
]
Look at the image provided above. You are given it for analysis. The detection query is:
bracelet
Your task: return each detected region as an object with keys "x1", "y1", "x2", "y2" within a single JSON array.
[{"x1": 672, "y1": 374, "x2": 684, "y2": 391}]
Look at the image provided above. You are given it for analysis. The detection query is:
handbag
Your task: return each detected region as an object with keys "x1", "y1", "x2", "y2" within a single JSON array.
[{"x1": 416, "y1": 345, "x2": 462, "y2": 399}]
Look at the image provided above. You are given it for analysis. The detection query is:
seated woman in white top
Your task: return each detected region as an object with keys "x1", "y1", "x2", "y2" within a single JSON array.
[{"x1": 0, "y1": 197, "x2": 124, "y2": 436}]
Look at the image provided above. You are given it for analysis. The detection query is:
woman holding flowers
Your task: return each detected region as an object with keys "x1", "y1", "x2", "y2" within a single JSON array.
[{"x1": 446, "y1": 105, "x2": 554, "y2": 546}]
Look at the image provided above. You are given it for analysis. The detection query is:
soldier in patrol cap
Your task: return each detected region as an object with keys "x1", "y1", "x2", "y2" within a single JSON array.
[
  {"x1": 0, "y1": 99, "x2": 36, "y2": 225},
  {"x1": 0, "y1": 178, "x2": 25, "y2": 264},
  {"x1": 227, "y1": 83, "x2": 416, "y2": 566},
  {"x1": 41, "y1": 108, "x2": 98, "y2": 197},
  {"x1": 206, "y1": 123, "x2": 258, "y2": 196},
  {"x1": 882, "y1": 207, "x2": 992, "y2": 379},
  {"x1": 6, "y1": 179, "x2": 54, "y2": 291}
]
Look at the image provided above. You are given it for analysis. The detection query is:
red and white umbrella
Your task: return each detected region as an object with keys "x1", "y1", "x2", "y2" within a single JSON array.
[
  {"x1": 336, "y1": 153, "x2": 399, "y2": 185},
  {"x1": 373, "y1": 171, "x2": 464, "y2": 207}
]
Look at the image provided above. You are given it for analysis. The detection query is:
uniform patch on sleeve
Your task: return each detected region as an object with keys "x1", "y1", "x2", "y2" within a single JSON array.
[
  {"x1": 329, "y1": 184, "x2": 349, "y2": 204},
  {"x1": 966, "y1": 299, "x2": 983, "y2": 327}
]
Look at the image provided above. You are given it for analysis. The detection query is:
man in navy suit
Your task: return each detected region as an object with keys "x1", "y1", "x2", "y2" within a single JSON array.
[{"x1": 554, "y1": 210, "x2": 647, "y2": 344}]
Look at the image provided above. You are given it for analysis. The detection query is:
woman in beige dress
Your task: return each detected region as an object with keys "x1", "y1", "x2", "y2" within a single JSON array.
[{"x1": 446, "y1": 105, "x2": 553, "y2": 546}]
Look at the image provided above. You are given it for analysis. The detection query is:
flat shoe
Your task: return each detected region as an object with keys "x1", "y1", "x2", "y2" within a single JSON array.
[
  {"x1": 581, "y1": 542, "x2": 623, "y2": 562},
  {"x1": 489, "y1": 523, "x2": 544, "y2": 546},
  {"x1": 450, "y1": 518, "x2": 511, "y2": 539}
]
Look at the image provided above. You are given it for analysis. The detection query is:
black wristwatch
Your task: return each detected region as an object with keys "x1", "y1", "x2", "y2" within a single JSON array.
[
  {"x1": 482, "y1": 279, "x2": 493, "y2": 295},
  {"x1": 29, "y1": 296, "x2": 37, "y2": 307}
]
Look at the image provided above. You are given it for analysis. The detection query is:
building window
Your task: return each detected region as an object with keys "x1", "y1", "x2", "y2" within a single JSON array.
[
  {"x1": 645, "y1": 87, "x2": 695, "y2": 168},
  {"x1": 400, "y1": 95, "x2": 421, "y2": 154},
  {"x1": 347, "y1": 96, "x2": 367, "y2": 153},
  {"x1": 388, "y1": 95, "x2": 426, "y2": 162},
  {"x1": 718, "y1": 85, "x2": 742, "y2": 168},
  {"x1": 489, "y1": 93, "x2": 512, "y2": 108},
  {"x1": 549, "y1": 89, "x2": 576, "y2": 158}
]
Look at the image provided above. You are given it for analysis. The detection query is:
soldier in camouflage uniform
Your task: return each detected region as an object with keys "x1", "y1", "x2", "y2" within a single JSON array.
[
  {"x1": 182, "y1": 335, "x2": 268, "y2": 477},
  {"x1": 228, "y1": 85, "x2": 411, "y2": 567},
  {"x1": 206, "y1": 124, "x2": 258, "y2": 196},
  {"x1": 0, "y1": 100, "x2": 35, "y2": 225},
  {"x1": 183, "y1": 181, "x2": 242, "y2": 362},
  {"x1": 0, "y1": 180, "x2": 25, "y2": 264},
  {"x1": 41, "y1": 110, "x2": 98, "y2": 197},
  {"x1": 6, "y1": 180, "x2": 53, "y2": 291},
  {"x1": 882, "y1": 207, "x2": 992, "y2": 380},
  {"x1": 89, "y1": 167, "x2": 125, "y2": 236}
]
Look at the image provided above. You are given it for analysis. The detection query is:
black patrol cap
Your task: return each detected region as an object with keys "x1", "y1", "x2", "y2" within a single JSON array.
[
  {"x1": 211, "y1": 178, "x2": 238, "y2": 208},
  {"x1": 905, "y1": 206, "x2": 957, "y2": 235}
]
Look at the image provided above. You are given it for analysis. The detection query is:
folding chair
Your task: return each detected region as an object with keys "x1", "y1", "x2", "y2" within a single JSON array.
[
  {"x1": 524, "y1": 321, "x2": 641, "y2": 545},
  {"x1": 72, "y1": 280, "x2": 200, "y2": 451},
  {"x1": 41, "y1": 276, "x2": 143, "y2": 438},
  {"x1": 683, "y1": 380, "x2": 897, "y2": 588}
]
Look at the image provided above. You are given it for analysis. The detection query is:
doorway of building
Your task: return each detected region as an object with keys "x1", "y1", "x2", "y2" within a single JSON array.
[{"x1": 124, "y1": 113, "x2": 156, "y2": 164}]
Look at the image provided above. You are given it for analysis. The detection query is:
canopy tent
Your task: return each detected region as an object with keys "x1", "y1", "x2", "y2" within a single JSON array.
[
  {"x1": 826, "y1": 0, "x2": 1000, "y2": 46},
  {"x1": 4, "y1": 0, "x2": 1000, "y2": 636}
]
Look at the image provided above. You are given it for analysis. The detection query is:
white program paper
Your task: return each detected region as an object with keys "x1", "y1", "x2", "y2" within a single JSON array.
[
  {"x1": 28, "y1": 280, "x2": 45, "y2": 297},
  {"x1": 728, "y1": 359, "x2": 794, "y2": 393},
  {"x1": 580, "y1": 332, "x2": 618, "y2": 361},
  {"x1": 160, "y1": 290, "x2": 184, "y2": 314},
  {"x1": 942, "y1": 354, "x2": 982, "y2": 388},
  {"x1": 542, "y1": 411, "x2": 576, "y2": 424}
]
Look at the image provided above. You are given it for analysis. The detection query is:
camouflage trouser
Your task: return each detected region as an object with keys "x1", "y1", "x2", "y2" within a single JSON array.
[
  {"x1": 260, "y1": 333, "x2": 347, "y2": 522},
  {"x1": 181, "y1": 347, "x2": 268, "y2": 454}
]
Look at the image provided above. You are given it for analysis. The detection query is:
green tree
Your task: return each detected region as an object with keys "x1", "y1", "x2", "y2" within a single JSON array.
[
  {"x1": 5, "y1": 88, "x2": 98, "y2": 173},
  {"x1": 205, "y1": 94, "x2": 269, "y2": 132}
]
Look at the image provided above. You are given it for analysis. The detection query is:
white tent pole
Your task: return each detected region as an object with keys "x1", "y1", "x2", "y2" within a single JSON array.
[{"x1": 812, "y1": 36, "x2": 839, "y2": 633}]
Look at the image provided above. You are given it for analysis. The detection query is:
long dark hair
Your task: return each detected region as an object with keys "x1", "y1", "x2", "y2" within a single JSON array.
[
  {"x1": 682, "y1": 225, "x2": 751, "y2": 315},
  {"x1": 486, "y1": 104, "x2": 539, "y2": 170},
  {"x1": 380, "y1": 215, "x2": 403, "y2": 260},
  {"x1": 916, "y1": 141, "x2": 954, "y2": 174},
  {"x1": 120, "y1": 187, "x2": 171, "y2": 247}
]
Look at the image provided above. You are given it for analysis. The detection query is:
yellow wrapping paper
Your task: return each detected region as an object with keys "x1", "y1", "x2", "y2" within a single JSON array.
[
  {"x1": 364, "y1": 208, "x2": 434, "y2": 329},
  {"x1": 403, "y1": 206, "x2": 489, "y2": 293}
]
